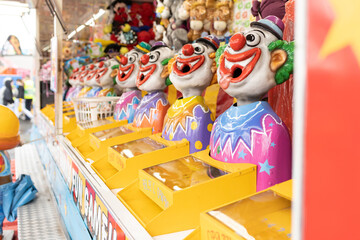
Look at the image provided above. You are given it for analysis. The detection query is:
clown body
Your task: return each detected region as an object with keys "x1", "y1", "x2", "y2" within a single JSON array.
[
  {"x1": 162, "y1": 96, "x2": 213, "y2": 153},
  {"x1": 113, "y1": 42, "x2": 151, "y2": 123},
  {"x1": 133, "y1": 91, "x2": 169, "y2": 134},
  {"x1": 133, "y1": 42, "x2": 174, "y2": 133},
  {"x1": 210, "y1": 101, "x2": 291, "y2": 191},
  {"x1": 65, "y1": 68, "x2": 80, "y2": 101},
  {"x1": 214, "y1": 16, "x2": 293, "y2": 191},
  {"x1": 114, "y1": 90, "x2": 141, "y2": 122},
  {"x1": 163, "y1": 36, "x2": 219, "y2": 153}
]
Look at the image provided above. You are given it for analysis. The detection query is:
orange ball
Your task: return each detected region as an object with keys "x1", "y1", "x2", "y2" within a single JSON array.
[{"x1": 0, "y1": 105, "x2": 20, "y2": 150}]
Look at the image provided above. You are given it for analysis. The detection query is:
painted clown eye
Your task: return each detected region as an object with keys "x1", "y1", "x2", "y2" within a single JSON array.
[
  {"x1": 245, "y1": 32, "x2": 261, "y2": 47},
  {"x1": 128, "y1": 54, "x2": 137, "y2": 63},
  {"x1": 149, "y1": 51, "x2": 160, "y2": 63},
  {"x1": 194, "y1": 44, "x2": 205, "y2": 54}
]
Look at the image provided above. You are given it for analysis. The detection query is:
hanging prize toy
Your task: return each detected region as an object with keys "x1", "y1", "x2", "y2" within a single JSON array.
[
  {"x1": 213, "y1": 15, "x2": 294, "y2": 191},
  {"x1": 163, "y1": 0, "x2": 188, "y2": 51},
  {"x1": 133, "y1": 41, "x2": 174, "y2": 134},
  {"x1": 113, "y1": 42, "x2": 152, "y2": 122},
  {"x1": 163, "y1": 35, "x2": 219, "y2": 153},
  {"x1": 187, "y1": 1, "x2": 207, "y2": 42},
  {"x1": 212, "y1": 0, "x2": 233, "y2": 38},
  {"x1": 251, "y1": 0, "x2": 287, "y2": 21}
]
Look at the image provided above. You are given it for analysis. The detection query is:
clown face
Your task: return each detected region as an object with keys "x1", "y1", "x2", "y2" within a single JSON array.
[
  {"x1": 95, "y1": 59, "x2": 118, "y2": 88},
  {"x1": 77, "y1": 65, "x2": 91, "y2": 86},
  {"x1": 137, "y1": 47, "x2": 174, "y2": 92},
  {"x1": 217, "y1": 28, "x2": 279, "y2": 104},
  {"x1": 116, "y1": 49, "x2": 143, "y2": 91},
  {"x1": 86, "y1": 61, "x2": 104, "y2": 87},
  {"x1": 170, "y1": 42, "x2": 216, "y2": 98},
  {"x1": 69, "y1": 68, "x2": 80, "y2": 86}
]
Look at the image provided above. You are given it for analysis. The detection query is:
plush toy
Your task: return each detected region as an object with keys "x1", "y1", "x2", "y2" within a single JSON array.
[
  {"x1": 212, "y1": 0, "x2": 233, "y2": 38},
  {"x1": 141, "y1": 3, "x2": 155, "y2": 27},
  {"x1": 163, "y1": 0, "x2": 188, "y2": 51},
  {"x1": 133, "y1": 42, "x2": 174, "y2": 133},
  {"x1": 251, "y1": 0, "x2": 288, "y2": 21},
  {"x1": 113, "y1": 42, "x2": 151, "y2": 122},
  {"x1": 137, "y1": 31, "x2": 154, "y2": 45},
  {"x1": 153, "y1": 19, "x2": 166, "y2": 41},
  {"x1": 163, "y1": 35, "x2": 219, "y2": 153},
  {"x1": 62, "y1": 41, "x2": 73, "y2": 60},
  {"x1": 187, "y1": 1, "x2": 207, "y2": 42},
  {"x1": 213, "y1": 16, "x2": 294, "y2": 191}
]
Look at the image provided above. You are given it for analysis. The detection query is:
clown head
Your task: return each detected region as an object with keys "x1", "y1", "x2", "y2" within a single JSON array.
[
  {"x1": 170, "y1": 35, "x2": 219, "y2": 98},
  {"x1": 115, "y1": 42, "x2": 151, "y2": 92},
  {"x1": 217, "y1": 16, "x2": 293, "y2": 105},
  {"x1": 69, "y1": 68, "x2": 80, "y2": 86},
  {"x1": 95, "y1": 58, "x2": 118, "y2": 88},
  {"x1": 85, "y1": 61, "x2": 104, "y2": 87},
  {"x1": 137, "y1": 42, "x2": 174, "y2": 92},
  {"x1": 77, "y1": 65, "x2": 91, "y2": 86}
]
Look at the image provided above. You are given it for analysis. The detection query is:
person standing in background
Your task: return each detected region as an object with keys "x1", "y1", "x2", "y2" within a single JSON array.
[
  {"x1": 15, "y1": 79, "x2": 33, "y2": 120},
  {"x1": 2, "y1": 78, "x2": 14, "y2": 106},
  {"x1": 23, "y1": 76, "x2": 34, "y2": 120}
]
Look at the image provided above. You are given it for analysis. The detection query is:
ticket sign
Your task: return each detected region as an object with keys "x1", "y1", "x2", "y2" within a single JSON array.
[{"x1": 304, "y1": 0, "x2": 360, "y2": 239}]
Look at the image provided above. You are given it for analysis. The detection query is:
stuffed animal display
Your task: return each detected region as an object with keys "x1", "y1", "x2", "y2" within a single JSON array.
[{"x1": 154, "y1": 0, "x2": 234, "y2": 48}]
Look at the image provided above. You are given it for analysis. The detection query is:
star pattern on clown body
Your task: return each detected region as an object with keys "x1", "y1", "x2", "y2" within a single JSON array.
[
  {"x1": 259, "y1": 159, "x2": 274, "y2": 176},
  {"x1": 269, "y1": 123, "x2": 274, "y2": 127},
  {"x1": 320, "y1": 0, "x2": 360, "y2": 65},
  {"x1": 238, "y1": 149, "x2": 247, "y2": 160},
  {"x1": 270, "y1": 142, "x2": 276, "y2": 147}
]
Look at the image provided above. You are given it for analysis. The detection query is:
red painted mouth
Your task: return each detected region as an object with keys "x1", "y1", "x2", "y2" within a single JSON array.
[
  {"x1": 173, "y1": 55, "x2": 205, "y2": 76},
  {"x1": 118, "y1": 64, "x2": 134, "y2": 82},
  {"x1": 137, "y1": 64, "x2": 156, "y2": 87},
  {"x1": 70, "y1": 72, "x2": 80, "y2": 81},
  {"x1": 86, "y1": 69, "x2": 98, "y2": 81},
  {"x1": 95, "y1": 68, "x2": 109, "y2": 84},
  {"x1": 218, "y1": 48, "x2": 261, "y2": 89},
  {"x1": 79, "y1": 70, "x2": 89, "y2": 83}
]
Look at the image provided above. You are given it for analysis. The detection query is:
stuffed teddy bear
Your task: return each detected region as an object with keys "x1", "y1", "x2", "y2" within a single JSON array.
[
  {"x1": 212, "y1": 0, "x2": 233, "y2": 37},
  {"x1": 187, "y1": 1, "x2": 207, "y2": 42}
]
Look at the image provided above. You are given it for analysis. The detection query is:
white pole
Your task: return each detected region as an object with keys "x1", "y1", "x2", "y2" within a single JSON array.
[
  {"x1": 292, "y1": 0, "x2": 308, "y2": 239},
  {"x1": 54, "y1": 0, "x2": 63, "y2": 135}
]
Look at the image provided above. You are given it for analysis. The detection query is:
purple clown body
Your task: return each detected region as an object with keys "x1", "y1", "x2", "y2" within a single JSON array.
[
  {"x1": 133, "y1": 91, "x2": 169, "y2": 134},
  {"x1": 162, "y1": 96, "x2": 213, "y2": 154},
  {"x1": 210, "y1": 101, "x2": 291, "y2": 191},
  {"x1": 113, "y1": 90, "x2": 142, "y2": 123}
]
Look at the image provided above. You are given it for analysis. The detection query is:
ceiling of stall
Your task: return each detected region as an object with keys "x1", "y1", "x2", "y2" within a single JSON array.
[
  {"x1": 4, "y1": 0, "x2": 153, "y2": 55},
  {"x1": 36, "y1": 0, "x2": 110, "y2": 51}
]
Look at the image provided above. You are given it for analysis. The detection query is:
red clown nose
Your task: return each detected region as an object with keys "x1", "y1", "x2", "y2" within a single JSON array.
[
  {"x1": 120, "y1": 56, "x2": 128, "y2": 65},
  {"x1": 99, "y1": 61, "x2": 104, "y2": 68},
  {"x1": 140, "y1": 54, "x2": 150, "y2": 65},
  {"x1": 229, "y1": 33, "x2": 246, "y2": 51},
  {"x1": 89, "y1": 64, "x2": 95, "y2": 70},
  {"x1": 182, "y1": 44, "x2": 194, "y2": 56}
]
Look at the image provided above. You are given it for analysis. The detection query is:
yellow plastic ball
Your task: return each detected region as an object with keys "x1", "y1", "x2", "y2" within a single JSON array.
[
  {"x1": 0, "y1": 106, "x2": 19, "y2": 139},
  {"x1": 120, "y1": 47, "x2": 129, "y2": 55}
]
